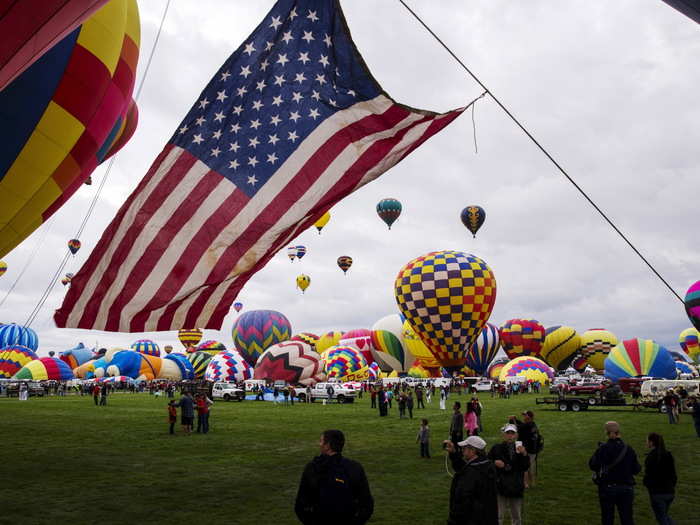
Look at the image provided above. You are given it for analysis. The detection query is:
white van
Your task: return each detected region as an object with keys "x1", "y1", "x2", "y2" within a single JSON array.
[{"x1": 640, "y1": 379, "x2": 699, "y2": 397}]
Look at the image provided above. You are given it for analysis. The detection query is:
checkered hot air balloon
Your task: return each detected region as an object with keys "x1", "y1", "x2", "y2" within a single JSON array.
[
  {"x1": 0, "y1": 323, "x2": 38, "y2": 350},
  {"x1": 466, "y1": 323, "x2": 500, "y2": 376},
  {"x1": 499, "y1": 356, "x2": 554, "y2": 384},
  {"x1": 14, "y1": 357, "x2": 74, "y2": 380},
  {"x1": 205, "y1": 350, "x2": 252, "y2": 382},
  {"x1": 178, "y1": 329, "x2": 203, "y2": 349},
  {"x1": 232, "y1": 310, "x2": 292, "y2": 367},
  {"x1": 0, "y1": 345, "x2": 38, "y2": 378},
  {"x1": 499, "y1": 319, "x2": 545, "y2": 360},
  {"x1": 402, "y1": 320, "x2": 440, "y2": 370},
  {"x1": 130, "y1": 339, "x2": 160, "y2": 357},
  {"x1": 541, "y1": 326, "x2": 580, "y2": 371},
  {"x1": 254, "y1": 341, "x2": 323, "y2": 385},
  {"x1": 395, "y1": 250, "x2": 497, "y2": 370},
  {"x1": 578, "y1": 329, "x2": 618, "y2": 372},
  {"x1": 604, "y1": 339, "x2": 676, "y2": 382},
  {"x1": 323, "y1": 345, "x2": 368, "y2": 381},
  {"x1": 187, "y1": 351, "x2": 213, "y2": 379}
]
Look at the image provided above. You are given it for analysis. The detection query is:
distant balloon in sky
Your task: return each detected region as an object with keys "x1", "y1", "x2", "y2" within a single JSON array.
[
  {"x1": 178, "y1": 328, "x2": 202, "y2": 349},
  {"x1": 313, "y1": 211, "x2": 331, "y2": 234},
  {"x1": 287, "y1": 246, "x2": 296, "y2": 261},
  {"x1": 684, "y1": 281, "x2": 700, "y2": 331},
  {"x1": 376, "y1": 198, "x2": 402, "y2": 229},
  {"x1": 296, "y1": 274, "x2": 310, "y2": 293},
  {"x1": 337, "y1": 255, "x2": 353, "y2": 274},
  {"x1": 233, "y1": 302, "x2": 243, "y2": 313},
  {"x1": 0, "y1": 261, "x2": 7, "y2": 276},
  {"x1": 460, "y1": 206, "x2": 486, "y2": 238},
  {"x1": 67, "y1": 239, "x2": 81, "y2": 254},
  {"x1": 296, "y1": 245, "x2": 307, "y2": 260}
]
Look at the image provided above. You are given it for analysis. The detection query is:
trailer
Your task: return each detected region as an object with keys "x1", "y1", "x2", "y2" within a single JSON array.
[{"x1": 535, "y1": 395, "x2": 627, "y2": 412}]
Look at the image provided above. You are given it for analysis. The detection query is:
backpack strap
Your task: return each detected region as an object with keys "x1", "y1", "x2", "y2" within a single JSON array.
[{"x1": 607, "y1": 444, "x2": 628, "y2": 471}]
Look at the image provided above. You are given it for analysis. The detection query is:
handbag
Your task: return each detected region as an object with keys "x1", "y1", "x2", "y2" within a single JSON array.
[{"x1": 592, "y1": 444, "x2": 628, "y2": 485}]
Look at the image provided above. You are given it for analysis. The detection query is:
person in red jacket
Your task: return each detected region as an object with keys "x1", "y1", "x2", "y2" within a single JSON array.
[
  {"x1": 195, "y1": 393, "x2": 213, "y2": 434},
  {"x1": 167, "y1": 400, "x2": 177, "y2": 435}
]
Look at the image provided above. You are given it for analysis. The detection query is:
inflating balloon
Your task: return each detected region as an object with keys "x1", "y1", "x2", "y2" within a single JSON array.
[
  {"x1": 205, "y1": 350, "x2": 252, "y2": 382},
  {"x1": 296, "y1": 274, "x2": 310, "y2": 293},
  {"x1": 604, "y1": 339, "x2": 676, "y2": 381},
  {"x1": 395, "y1": 250, "x2": 497, "y2": 369},
  {"x1": 0, "y1": 0, "x2": 140, "y2": 258},
  {"x1": 339, "y1": 329, "x2": 373, "y2": 364},
  {"x1": 499, "y1": 356, "x2": 554, "y2": 384},
  {"x1": 541, "y1": 326, "x2": 580, "y2": 370},
  {"x1": 15, "y1": 357, "x2": 74, "y2": 380},
  {"x1": 579, "y1": 329, "x2": 618, "y2": 372},
  {"x1": 337, "y1": 256, "x2": 353, "y2": 275},
  {"x1": 131, "y1": 339, "x2": 160, "y2": 357},
  {"x1": 460, "y1": 206, "x2": 486, "y2": 238},
  {"x1": 370, "y1": 329, "x2": 407, "y2": 373},
  {"x1": 254, "y1": 341, "x2": 324, "y2": 385},
  {"x1": 58, "y1": 342, "x2": 93, "y2": 368},
  {"x1": 67, "y1": 239, "x2": 81, "y2": 254},
  {"x1": 684, "y1": 281, "x2": 700, "y2": 331},
  {"x1": 408, "y1": 360, "x2": 431, "y2": 378},
  {"x1": 323, "y1": 345, "x2": 368, "y2": 381},
  {"x1": 313, "y1": 211, "x2": 330, "y2": 234},
  {"x1": 232, "y1": 310, "x2": 292, "y2": 367},
  {"x1": 487, "y1": 357, "x2": 508, "y2": 380},
  {"x1": 466, "y1": 323, "x2": 500, "y2": 376},
  {"x1": 316, "y1": 331, "x2": 343, "y2": 354},
  {"x1": 178, "y1": 328, "x2": 203, "y2": 349},
  {"x1": 287, "y1": 246, "x2": 297, "y2": 261},
  {"x1": 367, "y1": 362, "x2": 381, "y2": 381},
  {"x1": 376, "y1": 198, "x2": 402, "y2": 229},
  {"x1": 499, "y1": 319, "x2": 545, "y2": 360},
  {"x1": 371, "y1": 314, "x2": 404, "y2": 344},
  {"x1": 679, "y1": 327, "x2": 700, "y2": 363},
  {"x1": 162, "y1": 353, "x2": 195, "y2": 380},
  {"x1": 402, "y1": 320, "x2": 441, "y2": 370},
  {"x1": 187, "y1": 351, "x2": 212, "y2": 379},
  {"x1": 0, "y1": 261, "x2": 6, "y2": 276},
  {"x1": 675, "y1": 361, "x2": 696, "y2": 376},
  {"x1": 291, "y1": 332, "x2": 319, "y2": 350},
  {"x1": 0, "y1": 345, "x2": 38, "y2": 378},
  {"x1": 197, "y1": 340, "x2": 226, "y2": 355},
  {"x1": 0, "y1": 323, "x2": 38, "y2": 350},
  {"x1": 296, "y1": 245, "x2": 307, "y2": 260},
  {"x1": 233, "y1": 302, "x2": 243, "y2": 313}
]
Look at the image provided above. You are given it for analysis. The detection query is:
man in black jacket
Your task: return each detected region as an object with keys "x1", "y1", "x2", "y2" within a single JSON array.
[
  {"x1": 488, "y1": 424, "x2": 530, "y2": 525},
  {"x1": 510, "y1": 411, "x2": 540, "y2": 487},
  {"x1": 588, "y1": 421, "x2": 641, "y2": 525},
  {"x1": 444, "y1": 436, "x2": 498, "y2": 525},
  {"x1": 450, "y1": 402, "x2": 464, "y2": 447},
  {"x1": 295, "y1": 429, "x2": 373, "y2": 525}
]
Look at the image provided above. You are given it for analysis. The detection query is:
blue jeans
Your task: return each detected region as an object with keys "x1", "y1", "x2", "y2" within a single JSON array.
[
  {"x1": 649, "y1": 493, "x2": 675, "y2": 525},
  {"x1": 419, "y1": 442, "x2": 430, "y2": 457},
  {"x1": 666, "y1": 408, "x2": 676, "y2": 424},
  {"x1": 197, "y1": 412, "x2": 209, "y2": 433},
  {"x1": 598, "y1": 485, "x2": 634, "y2": 525}
]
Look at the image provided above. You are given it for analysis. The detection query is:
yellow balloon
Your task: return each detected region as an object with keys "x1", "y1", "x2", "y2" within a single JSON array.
[
  {"x1": 317, "y1": 331, "x2": 343, "y2": 353},
  {"x1": 296, "y1": 274, "x2": 311, "y2": 293},
  {"x1": 313, "y1": 211, "x2": 331, "y2": 234},
  {"x1": 541, "y1": 326, "x2": 580, "y2": 370},
  {"x1": 402, "y1": 320, "x2": 440, "y2": 369},
  {"x1": 579, "y1": 329, "x2": 618, "y2": 372}
]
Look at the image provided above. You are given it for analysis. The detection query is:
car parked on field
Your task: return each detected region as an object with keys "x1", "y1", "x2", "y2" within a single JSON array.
[
  {"x1": 211, "y1": 382, "x2": 245, "y2": 401},
  {"x1": 566, "y1": 382, "x2": 604, "y2": 395},
  {"x1": 473, "y1": 380, "x2": 493, "y2": 392}
]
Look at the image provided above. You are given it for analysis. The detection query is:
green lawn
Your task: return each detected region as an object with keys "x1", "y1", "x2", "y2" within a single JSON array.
[{"x1": 1, "y1": 392, "x2": 697, "y2": 524}]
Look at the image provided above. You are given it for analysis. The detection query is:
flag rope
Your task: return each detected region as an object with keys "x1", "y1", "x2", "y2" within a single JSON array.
[{"x1": 398, "y1": 0, "x2": 683, "y2": 304}]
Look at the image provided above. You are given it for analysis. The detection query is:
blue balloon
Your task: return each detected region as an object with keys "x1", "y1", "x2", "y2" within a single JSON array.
[{"x1": 0, "y1": 323, "x2": 38, "y2": 351}]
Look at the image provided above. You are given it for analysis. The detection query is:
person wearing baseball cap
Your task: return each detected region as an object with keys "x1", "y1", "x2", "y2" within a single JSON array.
[
  {"x1": 444, "y1": 436, "x2": 498, "y2": 524},
  {"x1": 488, "y1": 424, "x2": 530, "y2": 524},
  {"x1": 509, "y1": 410, "x2": 541, "y2": 488}
]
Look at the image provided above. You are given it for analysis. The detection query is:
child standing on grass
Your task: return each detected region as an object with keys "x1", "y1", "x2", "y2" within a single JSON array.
[
  {"x1": 417, "y1": 418, "x2": 431, "y2": 458},
  {"x1": 168, "y1": 400, "x2": 177, "y2": 435}
]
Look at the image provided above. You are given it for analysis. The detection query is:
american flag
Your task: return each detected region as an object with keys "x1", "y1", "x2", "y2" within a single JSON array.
[{"x1": 55, "y1": 0, "x2": 465, "y2": 332}]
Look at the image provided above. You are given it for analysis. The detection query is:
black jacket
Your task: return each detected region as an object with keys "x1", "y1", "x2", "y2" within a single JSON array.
[
  {"x1": 295, "y1": 453, "x2": 373, "y2": 525},
  {"x1": 588, "y1": 438, "x2": 641, "y2": 487},
  {"x1": 643, "y1": 448, "x2": 677, "y2": 494},
  {"x1": 450, "y1": 412, "x2": 464, "y2": 436},
  {"x1": 488, "y1": 442, "x2": 530, "y2": 498},
  {"x1": 448, "y1": 453, "x2": 498, "y2": 525},
  {"x1": 514, "y1": 419, "x2": 538, "y2": 454}
]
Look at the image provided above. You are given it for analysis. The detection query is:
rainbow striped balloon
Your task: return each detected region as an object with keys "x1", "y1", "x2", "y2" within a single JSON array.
[
  {"x1": 14, "y1": 357, "x2": 74, "y2": 380},
  {"x1": 370, "y1": 329, "x2": 406, "y2": 373},
  {"x1": 604, "y1": 339, "x2": 677, "y2": 381},
  {"x1": 678, "y1": 327, "x2": 700, "y2": 363},
  {"x1": 323, "y1": 345, "x2": 367, "y2": 381},
  {"x1": 0, "y1": 345, "x2": 38, "y2": 378},
  {"x1": 684, "y1": 281, "x2": 700, "y2": 332}
]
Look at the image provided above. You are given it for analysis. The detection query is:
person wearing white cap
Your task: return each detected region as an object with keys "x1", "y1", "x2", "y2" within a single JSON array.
[
  {"x1": 488, "y1": 423, "x2": 530, "y2": 525},
  {"x1": 444, "y1": 436, "x2": 498, "y2": 525}
]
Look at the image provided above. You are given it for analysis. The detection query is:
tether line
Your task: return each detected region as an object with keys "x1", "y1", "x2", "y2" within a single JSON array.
[{"x1": 398, "y1": 0, "x2": 683, "y2": 304}]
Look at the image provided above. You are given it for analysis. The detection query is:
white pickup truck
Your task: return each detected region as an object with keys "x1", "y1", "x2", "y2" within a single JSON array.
[
  {"x1": 297, "y1": 382, "x2": 357, "y2": 403},
  {"x1": 211, "y1": 382, "x2": 245, "y2": 401}
]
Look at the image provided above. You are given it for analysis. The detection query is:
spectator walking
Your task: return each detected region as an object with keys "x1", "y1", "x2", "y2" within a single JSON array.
[
  {"x1": 386, "y1": 389, "x2": 393, "y2": 409},
  {"x1": 589, "y1": 421, "x2": 641, "y2": 525},
  {"x1": 398, "y1": 392, "x2": 407, "y2": 419},
  {"x1": 417, "y1": 418, "x2": 431, "y2": 459},
  {"x1": 274, "y1": 386, "x2": 280, "y2": 404},
  {"x1": 450, "y1": 402, "x2": 464, "y2": 447},
  {"x1": 195, "y1": 393, "x2": 213, "y2": 434},
  {"x1": 489, "y1": 424, "x2": 530, "y2": 525},
  {"x1": 471, "y1": 396, "x2": 483, "y2": 432},
  {"x1": 643, "y1": 432, "x2": 677, "y2": 525},
  {"x1": 406, "y1": 391, "x2": 414, "y2": 419},
  {"x1": 444, "y1": 436, "x2": 498, "y2": 525},
  {"x1": 688, "y1": 395, "x2": 700, "y2": 437},
  {"x1": 283, "y1": 387, "x2": 290, "y2": 405},
  {"x1": 378, "y1": 387, "x2": 388, "y2": 417},
  {"x1": 168, "y1": 400, "x2": 177, "y2": 435},
  {"x1": 370, "y1": 388, "x2": 377, "y2": 409},
  {"x1": 662, "y1": 390, "x2": 678, "y2": 424},
  {"x1": 295, "y1": 429, "x2": 373, "y2": 524},
  {"x1": 289, "y1": 385, "x2": 295, "y2": 405},
  {"x1": 99, "y1": 384, "x2": 108, "y2": 406},
  {"x1": 93, "y1": 384, "x2": 100, "y2": 406},
  {"x1": 440, "y1": 387, "x2": 447, "y2": 410},
  {"x1": 416, "y1": 387, "x2": 425, "y2": 409}
]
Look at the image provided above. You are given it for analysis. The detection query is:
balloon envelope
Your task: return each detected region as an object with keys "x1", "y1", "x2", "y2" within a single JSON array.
[
  {"x1": 323, "y1": 345, "x2": 369, "y2": 381},
  {"x1": 316, "y1": 331, "x2": 343, "y2": 354},
  {"x1": 254, "y1": 341, "x2": 323, "y2": 385},
  {"x1": 337, "y1": 255, "x2": 353, "y2": 274},
  {"x1": 205, "y1": 350, "x2": 252, "y2": 382},
  {"x1": 376, "y1": 198, "x2": 402, "y2": 229},
  {"x1": 684, "y1": 281, "x2": 700, "y2": 331},
  {"x1": 290, "y1": 332, "x2": 319, "y2": 350},
  {"x1": 339, "y1": 329, "x2": 373, "y2": 364},
  {"x1": 232, "y1": 309, "x2": 292, "y2": 366},
  {"x1": 499, "y1": 356, "x2": 554, "y2": 384},
  {"x1": 196, "y1": 340, "x2": 226, "y2": 355},
  {"x1": 395, "y1": 250, "x2": 497, "y2": 369},
  {"x1": 313, "y1": 211, "x2": 330, "y2": 233},
  {"x1": 14, "y1": 357, "x2": 74, "y2": 380},
  {"x1": 233, "y1": 302, "x2": 243, "y2": 313},
  {"x1": 0, "y1": 345, "x2": 38, "y2": 378},
  {"x1": 131, "y1": 339, "x2": 160, "y2": 357},
  {"x1": 186, "y1": 351, "x2": 212, "y2": 379},
  {"x1": 178, "y1": 328, "x2": 203, "y2": 348},
  {"x1": 579, "y1": 329, "x2": 618, "y2": 371},
  {"x1": 296, "y1": 274, "x2": 310, "y2": 292},
  {"x1": 370, "y1": 329, "x2": 407, "y2": 372},
  {"x1": 678, "y1": 327, "x2": 700, "y2": 364},
  {"x1": 541, "y1": 326, "x2": 580, "y2": 370},
  {"x1": 466, "y1": 323, "x2": 500, "y2": 376},
  {"x1": 59, "y1": 342, "x2": 93, "y2": 368},
  {"x1": 402, "y1": 320, "x2": 441, "y2": 370},
  {"x1": 0, "y1": 323, "x2": 38, "y2": 350},
  {"x1": 499, "y1": 319, "x2": 545, "y2": 360},
  {"x1": 460, "y1": 206, "x2": 486, "y2": 238},
  {"x1": 604, "y1": 339, "x2": 676, "y2": 381}
]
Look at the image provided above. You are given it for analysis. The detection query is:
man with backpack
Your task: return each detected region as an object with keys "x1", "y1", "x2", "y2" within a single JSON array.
[
  {"x1": 510, "y1": 411, "x2": 542, "y2": 488},
  {"x1": 588, "y1": 421, "x2": 641, "y2": 525},
  {"x1": 295, "y1": 429, "x2": 374, "y2": 525}
]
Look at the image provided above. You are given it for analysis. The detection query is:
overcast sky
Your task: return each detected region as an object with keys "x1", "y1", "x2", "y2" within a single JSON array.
[{"x1": 1, "y1": 0, "x2": 698, "y2": 357}]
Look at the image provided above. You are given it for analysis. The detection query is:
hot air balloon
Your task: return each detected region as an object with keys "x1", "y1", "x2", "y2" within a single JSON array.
[
  {"x1": 604, "y1": 339, "x2": 676, "y2": 382},
  {"x1": 232, "y1": 310, "x2": 292, "y2": 367},
  {"x1": 205, "y1": 350, "x2": 253, "y2": 382},
  {"x1": 187, "y1": 351, "x2": 212, "y2": 379},
  {"x1": 340, "y1": 329, "x2": 374, "y2": 364},
  {"x1": 0, "y1": 261, "x2": 6, "y2": 276},
  {"x1": 130, "y1": 339, "x2": 160, "y2": 357},
  {"x1": 291, "y1": 332, "x2": 319, "y2": 350},
  {"x1": 287, "y1": 246, "x2": 297, "y2": 261},
  {"x1": 67, "y1": 239, "x2": 81, "y2": 254},
  {"x1": 233, "y1": 302, "x2": 243, "y2": 313},
  {"x1": 106, "y1": 350, "x2": 161, "y2": 380},
  {"x1": 296, "y1": 274, "x2": 310, "y2": 293},
  {"x1": 296, "y1": 245, "x2": 307, "y2": 260},
  {"x1": 61, "y1": 276, "x2": 71, "y2": 286},
  {"x1": 0, "y1": 323, "x2": 38, "y2": 350},
  {"x1": 395, "y1": 250, "x2": 497, "y2": 370},
  {"x1": 465, "y1": 323, "x2": 500, "y2": 376},
  {"x1": 675, "y1": 361, "x2": 696, "y2": 377},
  {"x1": 499, "y1": 319, "x2": 545, "y2": 360},
  {"x1": 376, "y1": 198, "x2": 402, "y2": 229},
  {"x1": 178, "y1": 328, "x2": 203, "y2": 349},
  {"x1": 541, "y1": 326, "x2": 580, "y2": 370},
  {"x1": 337, "y1": 256, "x2": 353, "y2": 275},
  {"x1": 408, "y1": 360, "x2": 432, "y2": 378},
  {"x1": 370, "y1": 329, "x2": 407, "y2": 373},
  {"x1": 254, "y1": 341, "x2": 324, "y2": 385},
  {"x1": 487, "y1": 357, "x2": 508, "y2": 380},
  {"x1": 313, "y1": 211, "x2": 330, "y2": 234},
  {"x1": 58, "y1": 342, "x2": 93, "y2": 368},
  {"x1": 460, "y1": 206, "x2": 486, "y2": 238},
  {"x1": 196, "y1": 340, "x2": 226, "y2": 355},
  {"x1": 0, "y1": 345, "x2": 38, "y2": 378},
  {"x1": 14, "y1": 357, "x2": 74, "y2": 380},
  {"x1": 160, "y1": 353, "x2": 194, "y2": 380},
  {"x1": 0, "y1": 0, "x2": 141, "y2": 258},
  {"x1": 684, "y1": 281, "x2": 700, "y2": 331},
  {"x1": 579, "y1": 329, "x2": 618, "y2": 372},
  {"x1": 371, "y1": 314, "x2": 405, "y2": 343},
  {"x1": 323, "y1": 345, "x2": 368, "y2": 381},
  {"x1": 402, "y1": 320, "x2": 441, "y2": 370},
  {"x1": 679, "y1": 327, "x2": 700, "y2": 363},
  {"x1": 499, "y1": 356, "x2": 554, "y2": 384},
  {"x1": 316, "y1": 331, "x2": 343, "y2": 354}
]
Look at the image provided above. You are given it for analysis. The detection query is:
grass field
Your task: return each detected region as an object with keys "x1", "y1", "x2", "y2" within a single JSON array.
[{"x1": 1, "y1": 391, "x2": 697, "y2": 525}]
